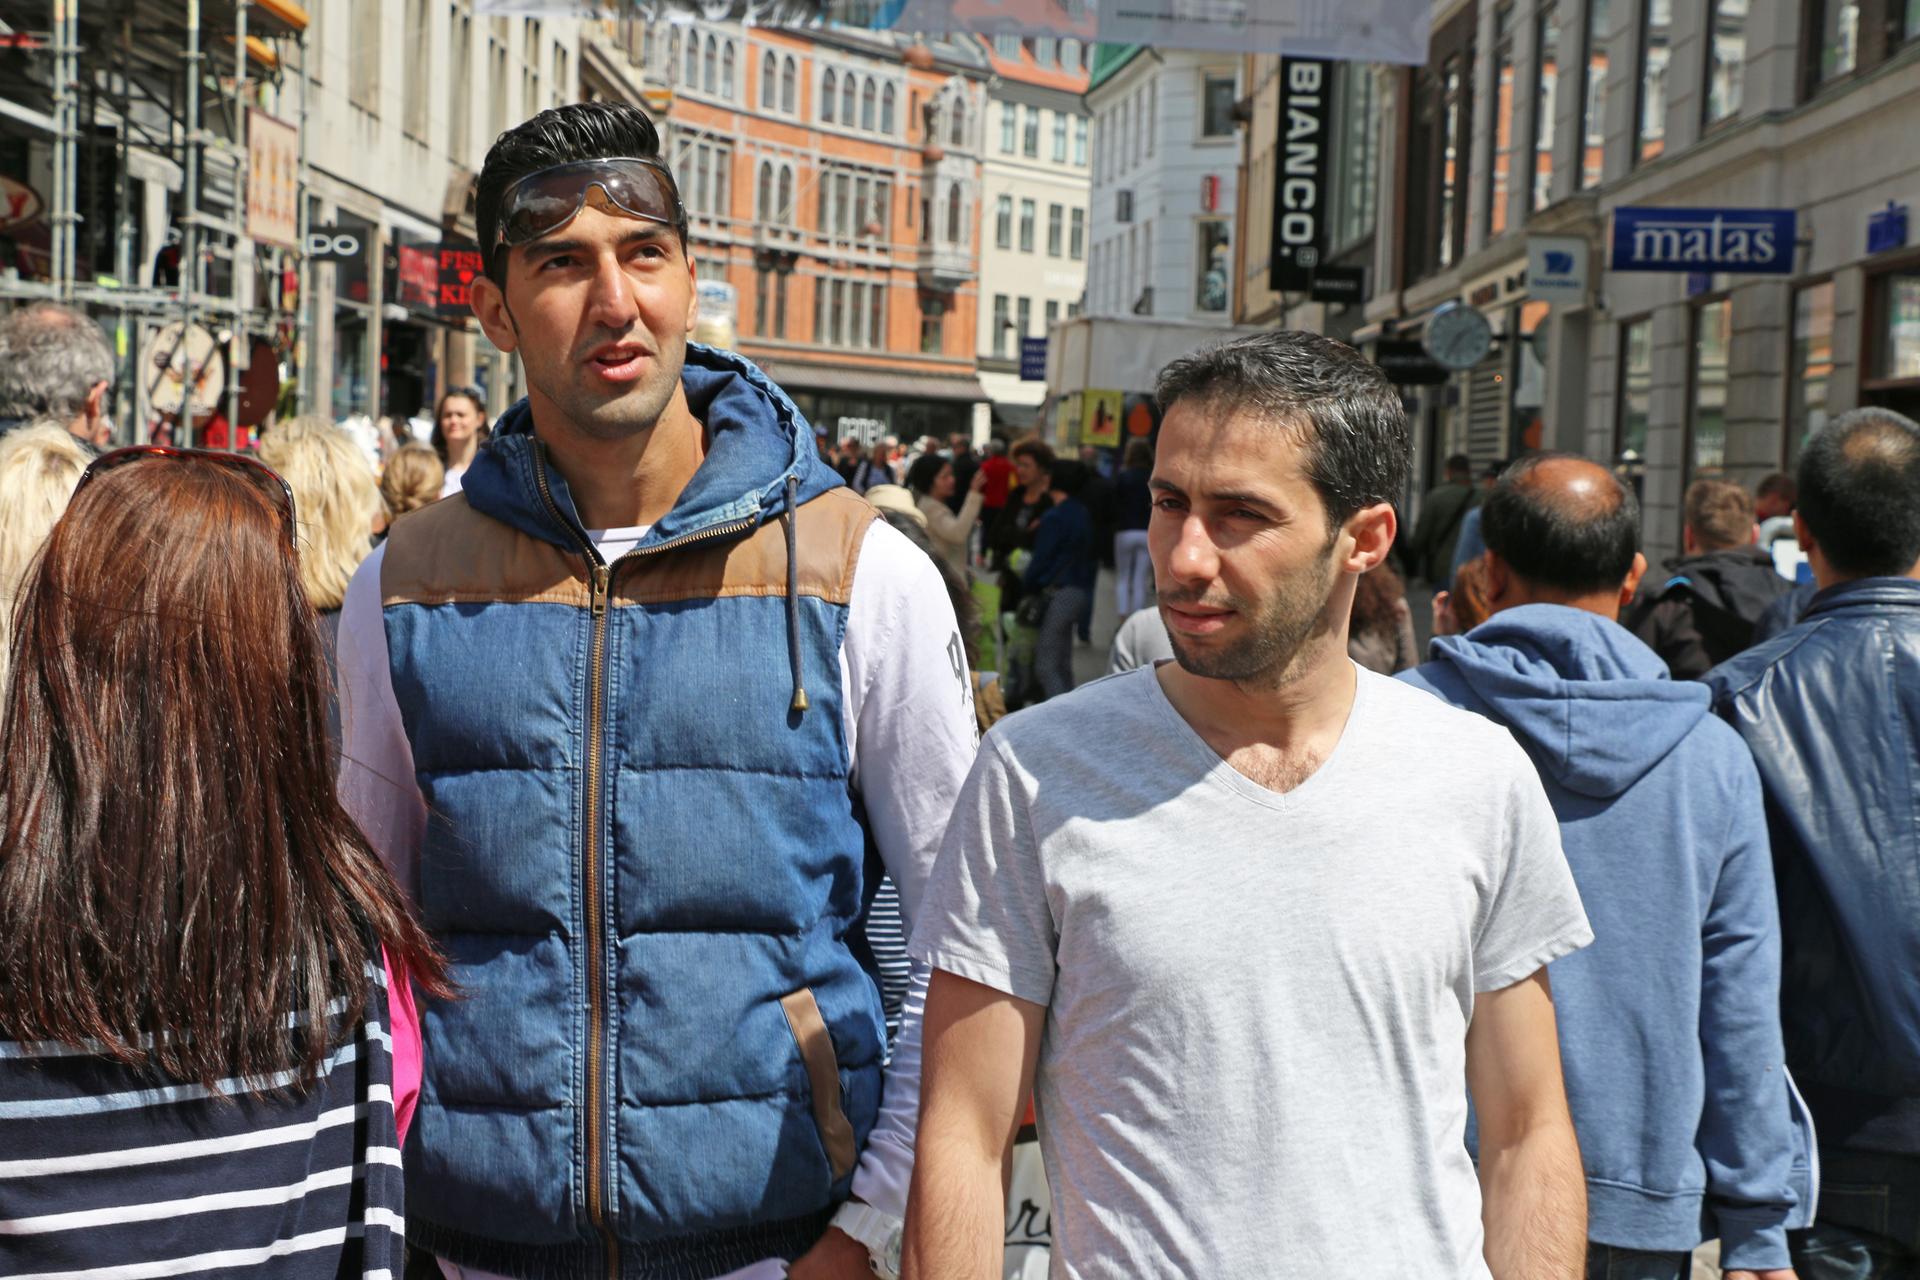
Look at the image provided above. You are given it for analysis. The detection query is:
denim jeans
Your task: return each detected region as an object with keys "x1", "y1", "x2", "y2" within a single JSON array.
[
  {"x1": 1035, "y1": 586, "x2": 1089, "y2": 701},
  {"x1": 1585, "y1": 1244, "x2": 1688, "y2": 1280},
  {"x1": 1791, "y1": 1148, "x2": 1920, "y2": 1280}
]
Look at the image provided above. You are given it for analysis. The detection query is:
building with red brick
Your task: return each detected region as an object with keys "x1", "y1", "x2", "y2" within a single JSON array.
[{"x1": 651, "y1": 24, "x2": 991, "y2": 446}]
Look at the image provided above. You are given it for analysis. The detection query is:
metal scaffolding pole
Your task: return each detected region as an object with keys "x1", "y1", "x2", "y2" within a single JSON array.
[
  {"x1": 223, "y1": 0, "x2": 248, "y2": 450},
  {"x1": 296, "y1": 26, "x2": 313, "y2": 417},
  {"x1": 180, "y1": 0, "x2": 202, "y2": 448}
]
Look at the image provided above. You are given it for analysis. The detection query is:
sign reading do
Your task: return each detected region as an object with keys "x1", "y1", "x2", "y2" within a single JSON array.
[{"x1": 306, "y1": 225, "x2": 364, "y2": 262}]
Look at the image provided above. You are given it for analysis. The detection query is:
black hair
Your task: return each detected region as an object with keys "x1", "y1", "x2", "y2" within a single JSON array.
[
  {"x1": 1796, "y1": 407, "x2": 1920, "y2": 578},
  {"x1": 903, "y1": 452, "x2": 948, "y2": 497},
  {"x1": 1153, "y1": 330, "x2": 1410, "y2": 533},
  {"x1": 475, "y1": 102, "x2": 683, "y2": 284},
  {"x1": 1048, "y1": 459, "x2": 1090, "y2": 498},
  {"x1": 1480, "y1": 452, "x2": 1641, "y2": 594},
  {"x1": 1445, "y1": 452, "x2": 1472, "y2": 477}
]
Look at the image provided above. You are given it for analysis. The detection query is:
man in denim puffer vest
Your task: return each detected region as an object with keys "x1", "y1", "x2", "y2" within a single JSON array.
[{"x1": 336, "y1": 103, "x2": 978, "y2": 1280}]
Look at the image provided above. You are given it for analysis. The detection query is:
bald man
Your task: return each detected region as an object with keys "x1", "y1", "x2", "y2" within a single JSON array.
[{"x1": 1401, "y1": 455, "x2": 1812, "y2": 1280}]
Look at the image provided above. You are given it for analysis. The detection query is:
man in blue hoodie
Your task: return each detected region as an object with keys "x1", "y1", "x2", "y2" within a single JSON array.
[
  {"x1": 1401, "y1": 454, "x2": 1811, "y2": 1280},
  {"x1": 335, "y1": 104, "x2": 979, "y2": 1280}
]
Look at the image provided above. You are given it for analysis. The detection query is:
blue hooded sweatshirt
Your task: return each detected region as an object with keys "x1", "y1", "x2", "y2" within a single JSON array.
[{"x1": 1399, "y1": 605, "x2": 1816, "y2": 1268}]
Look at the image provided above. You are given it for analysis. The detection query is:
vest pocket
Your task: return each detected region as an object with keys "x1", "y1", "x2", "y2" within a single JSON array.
[{"x1": 779, "y1": 988, "x2": 857, "y2": 1182}]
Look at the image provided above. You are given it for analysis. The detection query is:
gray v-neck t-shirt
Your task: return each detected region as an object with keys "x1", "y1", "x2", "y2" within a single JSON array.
[{"x1": 911, "y1": 664, "x2": 1591, "y2": 1278}]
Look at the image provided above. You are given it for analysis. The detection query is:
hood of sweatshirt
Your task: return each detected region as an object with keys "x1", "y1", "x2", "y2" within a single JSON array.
[
  {"x1": 1420, "y1": 604, "x2": 1711, "y2": 799},
  {"x1": 459, "y1": 342, "x2": 841, "y2": 551}
]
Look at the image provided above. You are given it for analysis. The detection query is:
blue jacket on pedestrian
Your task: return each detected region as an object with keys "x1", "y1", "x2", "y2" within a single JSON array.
[
  {"x1": 380, "y1": 345, "x2": 888, "y2": 1278},
  {"x1": 1400, "y1": 605, "x2": 1815, "y2": 1268},
  {"x1": 1025, "y1": 495, "x2": 1097, "y2": 592},
  {"x1": 1704, "y1": 577, "x2": 1920, "y2": 1156}
]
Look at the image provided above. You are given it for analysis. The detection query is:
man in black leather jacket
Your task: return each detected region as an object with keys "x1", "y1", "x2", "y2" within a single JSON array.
[{"x1": 1704, "y1": 407, "x2": 1920, "y2": 1280}]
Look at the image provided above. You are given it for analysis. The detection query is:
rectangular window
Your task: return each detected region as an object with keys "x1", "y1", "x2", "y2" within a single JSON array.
[
  {"x1": 921, "y1": 301, "x2": 943, "y2": 354},
  {"x1": 1581, "y1": 0, "x2": 1610, "y2": 188},
  {"x1": 995, "y1": 195, "x2": 1013, "y2": 249},
  {"x1": 1788, "y1": 281, "x2": 1836, "y2": 468},
  {"x1": 1814, "y1": 0, "x2": 1860, "y2": 84},
  {"x1": 1024, "y1": 105, "x2": 1041, "y2": 156},
  {"x1": 872, "y1": 181, "x2": 889, "y2": 237},
  {"x1": 449, "y1": 7, "x2": 471, "y2": 158},
  {"x1": 1705, "y1": 0, "x2": 1746, "y2": 125},
  {"x1": 1068, "y1": 300, "x2": 1082, "y2": 317},
  {"x1": 830, "y1": 278, "x2": 846, "y2": 346},
  {"x1": 1001, "y1": 103, "x2": 1017, "y2": 153},
  {"x1": 1053, "y1": 112, "x2": 1068, "y2": 161},
  {"x1": 850, "y1": 282, "x2": 867, "y2": 346},
  {"x1": 1047, "y1": 204, "x2": 1063, "y2": 257},
  {"x1": 1533, "y1": 4, "x2": 1559, "y2": 212},
  {"x1": 854, "y1": 176, "x2": 871, "y2": 236},
  {"x1": 1146, "y1": 79, "x2": 1156, "y2": 155},
  {"x1": 1019, "y1": 199, "x2": 1036, "y2": 253},
  {"x1": 1073, "y1": 116, "x2": 1088, "y2": 165},
  {"x1": 403, "y1": 0, "x2": 430, "y2": 138},
  {"x1": 1069, "y1": 207, "x2": 1086, "y2": 259},
  {"x1": 1016, "y1": 297, "x2": 1032, "y2": 342},
  {"x1": 1690, "y1": 299, "x2": 1732, "y2": 482},
  {"x1": 1637, "y1": 0, "x2": 1671, "y2": 164},
  {"x1": 1438, "y1": 57, "x2": 1467, "y2": 269},
  {"x1": 1196, "y1": 220, "x2": 1230, "y2": 312},
  {"x1": 834, "y1": 173, "x2": 850, "y2": 235},
  {"x1": 869, "y1": 283, "x2": 884, "y2": 350},
  {"x1": 755, "y1": 268, "x2": 771, "y2": 336},
  {"x1": 1617, "y1": 317, "x2": 1653, "y2": 467},
  {"x1": 992, "y1": 294, "x2": 1009, "y2": 357},
  {"x1": 1330, "y1": 64, "x2": 1381, "y2": 249},
  {"x1": 1871, "y1": 268, "x2": 1920, "y2": 381},
  {"x1": 774, "y1": 270, "x2": 789, "y2": 338},
  {"x1": 1201, "y1": 72, "x2": 1236, "y2": 137},
  {"x1": 351, "y1": 0, "x2": 382, "y2": 113},
  {"x1": 1045, "y1": 299, "x2": 1059, "y2": 328},
  {"x1": 1488, "y1": 6, "x2": 1516, "y2": 239}
]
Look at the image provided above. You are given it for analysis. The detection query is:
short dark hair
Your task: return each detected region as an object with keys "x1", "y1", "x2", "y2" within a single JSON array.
[
  {"x1": 1755, "y1": 471, "x2": 1796, "y2": 507},
  {"x1": 1009, "y1": 437, "x2": 1055, "y2": 470},
  {"x1": 1797, "y1": 407, "x2": 1920, "y2": 578},
  {"x1": 1153, "y1": 330, "x2": 1410, "y2": 532},
  {"x1": 1481, "y1": 452, "x2": 1641, "y2": 594},
  {"x1": 1445, "y1": 452, "x2": 1472, "y2": 478},
  {"x1": 475, "y1": 102, "x2": 682, "y2": 284},
  {"x1": 1048, "y1": 459, "x2": 1089, "y2": 497},
  {"x1": 903, "y1": 451, "x2": 948, "y2": 497}
]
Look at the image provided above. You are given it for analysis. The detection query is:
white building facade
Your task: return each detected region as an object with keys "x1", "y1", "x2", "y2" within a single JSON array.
[
  {"x1": 1085, "y1": 45, "x2": 1243, "y2": 324},
  {"x1": 974, "y1": 35, "x2": 1093, "y2": 433}
]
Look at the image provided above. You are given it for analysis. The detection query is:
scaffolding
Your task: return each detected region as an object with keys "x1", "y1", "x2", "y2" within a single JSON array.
[{"x1": 0, "y1": 0, "x2": 311, "y2": 445}]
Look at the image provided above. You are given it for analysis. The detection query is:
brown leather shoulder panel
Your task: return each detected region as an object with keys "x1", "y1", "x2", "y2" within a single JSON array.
[
  {"x1": 380, "y1": 495, "x2": 589, "y2": 607},
  {"x1": 617, "y1": 486, "x2": 876, "y2": 607}
]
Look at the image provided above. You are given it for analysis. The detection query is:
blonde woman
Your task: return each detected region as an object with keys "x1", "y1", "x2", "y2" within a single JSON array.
[
  {"x1": 257, "y1": 417, "x2": 382, "y2": 742},
  {"x1": 380, "y1": 442, "x2": 445, "y2": 525},
  {"x1": 0, "y1": 424, "x2": 91, "y2": 695}
]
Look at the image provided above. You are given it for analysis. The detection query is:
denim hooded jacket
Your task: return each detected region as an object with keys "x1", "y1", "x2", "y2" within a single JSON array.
[{"x1": 379, "y1": 345, "x2": 885, "y2": 1278}]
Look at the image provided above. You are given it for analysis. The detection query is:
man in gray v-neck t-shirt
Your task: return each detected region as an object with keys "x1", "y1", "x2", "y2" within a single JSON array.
[{"x1": 901, "y1": 331, "x2": 1592, "y2": 1280}]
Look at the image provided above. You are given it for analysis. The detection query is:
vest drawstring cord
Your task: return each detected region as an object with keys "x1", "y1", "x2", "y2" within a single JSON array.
[{"x1": 785, "y1": 474, "x2": 810, "y2": 713}]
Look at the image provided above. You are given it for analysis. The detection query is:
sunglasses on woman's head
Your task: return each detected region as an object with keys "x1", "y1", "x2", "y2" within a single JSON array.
[
  {"x1": 74, "y1": 446, "x2": 299, "y2": 551},
  {"x1": 492, "y1": 157, "x2": 688, "y2": 254}
]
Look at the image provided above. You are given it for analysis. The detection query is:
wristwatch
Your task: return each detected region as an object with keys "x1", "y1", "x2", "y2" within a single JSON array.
[{"x1": 831, "y1": 1200, "x2": 904, "y2": 1280}]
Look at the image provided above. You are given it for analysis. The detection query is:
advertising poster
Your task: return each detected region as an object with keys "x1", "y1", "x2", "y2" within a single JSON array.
[
  {"x1": 246, "y1": 109, "x2": 300, "y2": 250},
  {"x1": 1081, "y1": 389, "x2": 1122, "y2": 449}
]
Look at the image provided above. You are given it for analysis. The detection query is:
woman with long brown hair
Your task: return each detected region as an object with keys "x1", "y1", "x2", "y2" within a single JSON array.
[
  {"x1": 1348, "y1": 557, "x2": 1420, "y2": 675},
  {"x1": 429, "y1": 387, "x2": 490, "y2": 498},
  {"x1": 0, "y1": 447, "x2": 447, "y2": 1278}
]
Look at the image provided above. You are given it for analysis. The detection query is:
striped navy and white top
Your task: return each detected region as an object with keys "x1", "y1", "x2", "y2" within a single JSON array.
[{"x1": 0, "y1": 969, "x2": 404, "y2": 1280}]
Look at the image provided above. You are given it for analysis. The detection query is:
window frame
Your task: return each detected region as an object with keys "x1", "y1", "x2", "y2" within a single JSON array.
[
  {"x1": 1784, "y1": 274, "x2": 1838, "y2": 470},
  {"x1": 1702, "y1": 0, "x2": 1748, "y2": 130},
  {"x1": 1200, "y1": 71, "x2": 1237, "y2": 138},
  {"x1": 1531, "y1": 1, "x2": 1560, "y2": 215},
  {"x1": 1633, "y1": 0, "x2": 1672, "y2": 167},
  {"x1": 1579, "y1": 0, "x2": 1611, "y2": 189},
  {"x1": 995, "y1": 195, "x2": 1013, "y2": 250},
  {"x1": 1614, "y1": 313, "x2": 1655, "y2": 473},
  {"x1": 1685, "y1": 293, "x2": 1736, "y2": 495},
  {"x1": 1018, "y1": 198, "x2": 1037, "y2": 254},
  {"x1": 1486, "y1": 3, "x2": 1518, "y2": 240}
]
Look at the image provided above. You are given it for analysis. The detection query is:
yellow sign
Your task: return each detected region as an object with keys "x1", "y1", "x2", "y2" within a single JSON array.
[{"x1": 1081, "y1": 388, "x2": 1122, "y2": 448}]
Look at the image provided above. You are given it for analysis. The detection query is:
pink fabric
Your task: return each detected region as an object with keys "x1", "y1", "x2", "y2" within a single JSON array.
[{"x1": 382, "y1": 946, "x2": 422, "y2": 1146}]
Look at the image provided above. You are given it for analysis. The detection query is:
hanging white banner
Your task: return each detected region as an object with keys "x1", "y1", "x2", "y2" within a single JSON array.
[{"x1": 474, "y1": 0, "x2": 1431, "y2": 63}]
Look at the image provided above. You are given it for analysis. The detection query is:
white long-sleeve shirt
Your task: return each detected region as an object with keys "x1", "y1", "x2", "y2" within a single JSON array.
[{"x1": 336, "y1": 515, "x2": 976, "y2": 1276}]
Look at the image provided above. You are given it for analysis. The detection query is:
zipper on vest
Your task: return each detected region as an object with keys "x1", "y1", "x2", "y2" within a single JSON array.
[
  {"x1": 530, "y1": 445, "x2": 763, "y2": 1275},
  {"x1": 531, "y1": 449, "x2": 620, "y2": 1279}
]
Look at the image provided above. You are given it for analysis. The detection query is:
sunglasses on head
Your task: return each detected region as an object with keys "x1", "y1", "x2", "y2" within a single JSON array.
[
  {"x1": 492, "y1": 157, "x2": 687, "y2": 256},
  {"x1": 74, "y1": 446, "x2": 299, "y2": 552}
]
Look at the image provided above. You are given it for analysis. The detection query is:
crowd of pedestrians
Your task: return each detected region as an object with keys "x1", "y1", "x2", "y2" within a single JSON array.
[{"x1": 1, "y1": 99, "x2": 1918, "y2": 1280}]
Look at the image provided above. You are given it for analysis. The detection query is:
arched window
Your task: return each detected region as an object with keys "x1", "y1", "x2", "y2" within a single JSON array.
[
  {"x1": 761, "y1": 51, "x2": 776, "y2": 108},
  {"x1": 946, "y1": 182, "x2": 962, "y2": 244},
  {"x1": 840, "y1": 73, "x2": 856, "y2": 125},
  {"x1": 821, "y1": 69, "x2": 836, "y2": 122},
  {"x1": 703, "y1": 35, "x2": 717, "y2": 93},
  {"x1": 781, "y1": 56, "x2": 797, "y2": 113},
  {"x1": 757, "y1": 160, "x2": 773, "y2": 221},
  {"x1": 949, "y1": 97, "x2": 966, "y2": 146},
  {"x1": 721, "y1": 42, "x2": 735, "y2": 98},
  {"x1": 880, "y1": 83, "x2": 896, "y2": 133},
  {"x1": 861, "y1": 79, "x2": 877, "y2": 130},
  {"x1": 777, "y1": 165, "x2": 794, "y2": 223},
  {"x1": 683, "y1": 30, "x2": 698, "y2": 86}
]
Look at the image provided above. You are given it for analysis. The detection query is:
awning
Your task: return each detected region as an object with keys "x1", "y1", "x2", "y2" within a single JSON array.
[
  {"x1": 992, "y1": 401, "x2": 1040, "y2": 429},
  {"x1": 757, "y1": 359, "x2": 988, "y2": 405}
]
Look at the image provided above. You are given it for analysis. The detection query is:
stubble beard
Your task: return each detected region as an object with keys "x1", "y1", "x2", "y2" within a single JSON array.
[
  {"x1": 517, "y1": 311, "x2": 688, "y2": 443},
  {"x1": 1165, "y1": 542, "x2": 1341, "y2": 690}
]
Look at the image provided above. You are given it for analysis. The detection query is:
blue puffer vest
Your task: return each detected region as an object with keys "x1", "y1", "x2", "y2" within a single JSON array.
[{"x1": 380, "y1": 346, "x2": 885, "y2": 1279}]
